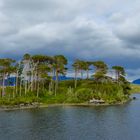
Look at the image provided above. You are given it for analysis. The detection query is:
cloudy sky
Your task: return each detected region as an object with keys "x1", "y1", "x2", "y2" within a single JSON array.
[{"x1": 0, "y1": 0, "x2": 140, "y2": 80}]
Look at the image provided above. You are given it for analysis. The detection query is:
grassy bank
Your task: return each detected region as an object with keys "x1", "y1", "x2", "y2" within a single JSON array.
[
  {"x1": 130, "y1": 84, "x2": 140, "y2": 93},
  {"x1": 0, "y1": 80, "x2": 130, "y2": 106}
]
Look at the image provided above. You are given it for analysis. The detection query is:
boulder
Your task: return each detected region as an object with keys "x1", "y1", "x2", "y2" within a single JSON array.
[{"x1": 89, "y1": 98, "x2": 105, "y2": 104}]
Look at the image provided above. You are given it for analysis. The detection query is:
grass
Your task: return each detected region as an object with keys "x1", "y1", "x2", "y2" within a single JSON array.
[
  {"x1": 130, "y1": 84, "x2": 140, "y2": 93},
  {"x1": 40, "y1": 80, "x2": 130, "y2": 104},
  {"x1": 0, "y1": 80, "x2": 130, "y2": 106}
]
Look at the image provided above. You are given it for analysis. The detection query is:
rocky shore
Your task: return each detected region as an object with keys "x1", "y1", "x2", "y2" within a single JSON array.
[
  {"x1": 0, "y1": 102, "x2": 41, "y2": 111},
  {"x1": 0, "y1": 98, "x2": 132, "y2": 111}
]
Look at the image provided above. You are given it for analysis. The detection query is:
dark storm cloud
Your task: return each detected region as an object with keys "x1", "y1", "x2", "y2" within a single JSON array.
[{"x1": 0, "y1": 0, "x2": 140, "y2": 80}]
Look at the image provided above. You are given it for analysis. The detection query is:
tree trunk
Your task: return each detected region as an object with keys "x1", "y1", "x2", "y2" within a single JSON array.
[
  {"x1": 25, "y1": 81, "x2": 27, "y2": 96},
  {"x1": 116, "y1": 71, "x2": 119, "y2": 83},
  {"x1": 37, "y1": 81, "x2": 39, "y2": 98},
  {"x1": 81, "y1": 69, "x2": 83, "y2": 79},
  {"x1": 19, "y1": 78, "x2": 22, "y2": 97},
  {"x1": 16, "y1": 70, "x2": 18, "y2": 95},
  {"x1": 55, "y1": 70, "x2": 58, "y2": 96},
  {"x1": 49, "y1": 68, "x2": 54, "y2": 92},
  {"x1": 87, "y1": 69, "x2": 89, "y2": 79},
  {"x1": 74, "y1": 69, "x2": 78, "y2": 88},
  {"x1": 34, "y1": 71, "x2": 37, "y2": 91},
  {"x1": 31, "y1": 70, "x2": 34, "y2": 92},
  {"x1": 2, "y1": 73, "x2": 5, "y2": 96}
]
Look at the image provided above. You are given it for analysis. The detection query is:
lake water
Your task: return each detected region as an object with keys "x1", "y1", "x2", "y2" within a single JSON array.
[{"x1": 0, "y1": 94, "x2": 140, "y2": 140}]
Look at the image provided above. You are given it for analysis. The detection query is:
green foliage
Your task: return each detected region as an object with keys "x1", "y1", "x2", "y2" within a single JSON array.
[
  {"x1": 112, "y1": 66, "x2": 125, "y2": 76},
  {"x1": 76, "y1": 88, "x2": 92, "y2": 102},
  {"x1": 0, "y1": 96, "x2": 39, "y2": 106},
  {"x1": 41, "y1": 93, "x2": 66, "y2": 104},
  {"x1": 0, "y1": 78, "x2": 131, "y2": 106},
  {"x1": 59, "y1": 80, "x2": 75, "y2": 88},
  {"x1": 0, "y1": 54, "x2": 131, "y2": 106},
  {"x1": 92, "y1": 61, "x2": 108, "y2": 82}
]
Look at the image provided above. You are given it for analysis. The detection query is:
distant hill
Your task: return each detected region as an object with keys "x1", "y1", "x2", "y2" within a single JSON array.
[
  {"x1": 53, "y1": 76, "x2": 75, "y2": 81},
  {"x1": 132, "y1": 79, "x2": 140, "y2": 84}
]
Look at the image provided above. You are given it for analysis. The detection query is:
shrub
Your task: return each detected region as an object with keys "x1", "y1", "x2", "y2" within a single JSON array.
[{"x1": 76, "y1": 88, "x2": 92, "y2": 102}]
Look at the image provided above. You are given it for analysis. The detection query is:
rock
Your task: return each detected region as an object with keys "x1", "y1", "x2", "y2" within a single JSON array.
[
  {"x1": 19, "y1": 103, "x2": 25, "y2": 108},
  {"x1": 31, "y1": 102, "x2": 39, "y2": 108},
  {"x1": 89, "y1": 98, "x2": 105, "y2": 104}
]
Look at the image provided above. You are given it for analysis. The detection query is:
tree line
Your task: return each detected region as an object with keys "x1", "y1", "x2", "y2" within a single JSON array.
[{"x1": 0, "y1": 54, "x2": 128, "y2": 98}]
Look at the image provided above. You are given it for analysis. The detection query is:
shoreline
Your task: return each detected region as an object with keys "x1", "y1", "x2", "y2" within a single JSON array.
[{"x1": 0, "y1": 99, "x2": 131, "y2": 111}]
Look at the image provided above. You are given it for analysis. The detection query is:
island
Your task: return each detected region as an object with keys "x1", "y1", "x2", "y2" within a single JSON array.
[{"x1": 0, "y1": 54, "x2": 131, "y2": 110}]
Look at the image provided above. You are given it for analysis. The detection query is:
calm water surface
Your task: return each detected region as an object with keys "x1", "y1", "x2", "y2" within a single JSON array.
[{"x1": 0, "y1": 94, "x2": 140, "y2": 140}]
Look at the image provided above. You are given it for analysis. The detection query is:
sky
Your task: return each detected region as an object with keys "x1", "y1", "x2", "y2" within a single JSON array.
[{"x1": 0, "y1": 0, "x2": 140, "y2": 81}]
